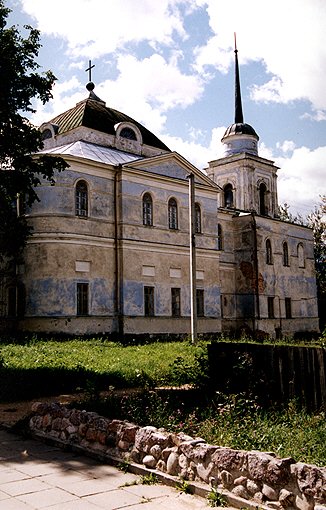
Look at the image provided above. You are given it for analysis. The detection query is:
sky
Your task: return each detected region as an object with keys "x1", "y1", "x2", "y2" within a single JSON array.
[{"x1": 6, "y1": 0, "x2": 326, "y2": 217}]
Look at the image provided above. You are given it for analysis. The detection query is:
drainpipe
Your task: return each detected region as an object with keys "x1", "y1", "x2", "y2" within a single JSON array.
[
  {"x1": 114, "y1": 165, "x2": 123, "y2": 337},
  {"x1": 251, "y1": 212, "x2": 260, "y2": 334}
]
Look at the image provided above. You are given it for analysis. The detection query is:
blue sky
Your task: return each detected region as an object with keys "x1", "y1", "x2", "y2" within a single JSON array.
[{"x1": 7, "y1": 0, "x2": 326, "y2": 216}]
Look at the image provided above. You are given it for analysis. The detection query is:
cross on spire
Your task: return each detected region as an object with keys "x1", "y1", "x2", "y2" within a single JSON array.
[{"x1": 85, "y1": 60, "x2": 95, "y2": 82}]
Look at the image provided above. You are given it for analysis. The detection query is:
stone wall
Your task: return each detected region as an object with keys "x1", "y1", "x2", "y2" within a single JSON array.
[{"x1": 29, "y1": 402, "x2": 326, "y2": 510}]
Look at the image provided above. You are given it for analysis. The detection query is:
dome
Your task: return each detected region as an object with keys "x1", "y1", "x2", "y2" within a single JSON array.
[
  {"x1": 43, "y1": 96, "x2": 170, "y2": 154},
  {"x1": 222, "y1": 122, "x2": 259, "y2": 140}
]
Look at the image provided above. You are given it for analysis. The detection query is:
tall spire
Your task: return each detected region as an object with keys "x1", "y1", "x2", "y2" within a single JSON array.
[{"x1": 234, "y1": 33, "x2": 244, "y2": 124}]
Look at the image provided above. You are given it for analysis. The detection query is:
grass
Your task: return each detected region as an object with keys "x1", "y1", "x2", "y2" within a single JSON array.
[{"x1": 0, "y1": 335, "x2": 325, "y2": 467}]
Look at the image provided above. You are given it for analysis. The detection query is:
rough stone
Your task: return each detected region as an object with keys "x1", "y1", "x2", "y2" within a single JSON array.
[
  {"x1": 246, "y1": 479, "x2": 260, "y2": 495},
  {"x1": 212, "y1": 447, "x2": 246, "y2": 473},
  {"x1": 247, "y1": 451, "x2": 272, "y2": 480},
  {"x1": 279, "y1": 489, "x2": 295, "y2": 507},
  {"x1": 262, "y1": 483, "x2": 279, "y2": 501},
  {"x1": 150, "y1": 444, "x2": 162, "y2": 459},
  {"x1": 142, "y1": 455, "x2": 157, "y2": 468},
  {"x1": 130, "y1": 448, "x2": 141, "y2": 463},
  {"x1": 166, "y1": 452, "x2": 179, "y2": 475},
  {"x1": 232, "y1": 484, "x2": 249, "y2": 499},
  {"x1": 220, "y1": 470, "x2": 233, "y2": 488},
  {"x1": 179, "y1": 442, "x2": 218, "y2": 462},
  {"x1": 234, "y1": 476, "x2": 247, "y2": 486},
  {"x1": 156, "y1": 459, "x2": 166, "y2": 472},
  {"x1": 295, "y1": 494, "x2": 315, "y2": 510}
]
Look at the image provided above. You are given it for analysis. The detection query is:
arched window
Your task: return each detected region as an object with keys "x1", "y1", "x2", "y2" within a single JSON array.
[
  {"x1": 298, "y1": 243, "x2": 305, "y2": 268},
  {"x1": 76, "y1": 180, "x2": 88, "y2": 217},
  {"x1": 224, "y1": 183, "x2": 234, "y2": 208},
  {"x1": 217, "y1": 223, "x2": 223, "y2": 250},
  {"x1": 142, "y1": 193, "x2": 153, "y2": 226},
  {"x1": 259, "y1": 183, "x2": 268, "y2": 216},
  {"x1": 283, "y1": 242, "x2": 289, "y2": 266},
  {"x1": 168, "y1": 198, "x2": 178, "y2": 230},
  {"x1": 195, "y1": 203, "x2": 201, "y2": 233},
  {"x1": 266, "y1": 239, "x2": 273, "y2": 264},
  {"x1": 120, "y1": 127, "x2": 137, "y2": 140}
]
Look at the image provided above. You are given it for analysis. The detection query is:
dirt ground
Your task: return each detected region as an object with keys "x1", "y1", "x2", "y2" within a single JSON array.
[{"x1": 0, "y1": 393, "x2": 86, "y2": 427}]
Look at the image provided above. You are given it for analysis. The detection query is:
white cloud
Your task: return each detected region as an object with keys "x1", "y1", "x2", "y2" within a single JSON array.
[
  {"x1": 20, "y1": 0, "x2": 193, "y2": 57},
  {"x1": 276, "y1": 140, "x2": 296, "y2": 154},
  {"x1": 276, "y1": 145, "x2": 326, "y2": 216},
  {"x1": 93, "y1": 53, "x2": 205, "y2": 134},
  {"x1": 162, "y1": 126, "x2": 226, "y2": 170},
  {"x1": 195, "y1": 0, "x2": 326, "y2": 112}
]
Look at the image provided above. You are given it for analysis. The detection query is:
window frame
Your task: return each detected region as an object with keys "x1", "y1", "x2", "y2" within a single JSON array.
[
  {"x1": 283, "y1": 242, "x2": 289, "y2": 267},
  {"x1": 217, "y1": 223, "x2": 223, "y2": 250},
  {"x1": 168, "y1": 198, "x2": 178, "y2": 230},
  {"x1": 196, "y1": 288, "x2": 205, "y2": 317},
  {"x1": 75, "y1": 180, "x2": 88, "y2": 218},
  {"x1": 77, "y1": 282, "x2": 89, "y2": 316},
  {"x1": 142, "y1": 192, "x2": 153, "y2": 226},
  {"x1": 194, "y1": 203, "x2": 201, "y2": 234},
  {"x1": 259, "y1": 183, "x2": 268, "y2": 216},
  {"x1": 224, "y1": 183, "x2": 234, "y2": 208},
  {"x1": 285, "y1": 297, "x2": 292, "y2": 319},
  {"x1": 144, "y1": 286, "x2": 155, "y2": 317},
  {"x1": 267, "y1": 296, "x2": 275, "y2": 319},
  {"x1": 266, "y1": 239, "x2": 273, "y2": 265},
  {"x1": 171, "y1": 287, "x2": 181, "y2": 317}
]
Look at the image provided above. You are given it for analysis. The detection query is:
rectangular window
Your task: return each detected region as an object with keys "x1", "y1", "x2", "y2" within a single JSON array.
[
  {"x1": 196, "y1": 289, "x2": 204, "y2": 317},
  {"x1": 268, "y1": 296, "x2": 274, "y2": 319},
  {"x1": 285, "y1": 298, "x2": 292, "y2": 319},
  {"x1": 171, "y1": 288, "x2": 181, "y2": 317},
  {"x1": 77, "y1": 283, "x2": 89, "y2": 316},
  {"x1": 144, "y1": 286, "x2": 154, "y2": 317}
]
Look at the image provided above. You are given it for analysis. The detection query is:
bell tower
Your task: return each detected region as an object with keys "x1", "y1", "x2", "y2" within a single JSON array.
[{"x1": 207, "y1": 35, "x2": 279, "y2": 217}]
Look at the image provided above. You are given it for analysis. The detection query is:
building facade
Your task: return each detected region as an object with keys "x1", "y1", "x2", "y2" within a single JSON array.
[{"x1": 0, "y1": 53, "x2": 319, "y2": 338}]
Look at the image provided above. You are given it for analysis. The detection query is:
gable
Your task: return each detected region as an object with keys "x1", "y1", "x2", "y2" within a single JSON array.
[{"x1": 122, "y1": 151, "x2": 219, "y2": 189}]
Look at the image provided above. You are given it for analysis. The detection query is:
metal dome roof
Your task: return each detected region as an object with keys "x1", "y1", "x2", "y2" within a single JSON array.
[
  {"x1": 47, "y1": 97, "x2": 170, "y2": 152},
  {"x1": 222, "y1": 122, "x2": 259, "y2": 140}
]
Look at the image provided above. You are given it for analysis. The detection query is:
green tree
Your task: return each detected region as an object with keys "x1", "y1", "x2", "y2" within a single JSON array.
[{"x1": 0, "y1": 1, "x2": 68, "y2": 259}]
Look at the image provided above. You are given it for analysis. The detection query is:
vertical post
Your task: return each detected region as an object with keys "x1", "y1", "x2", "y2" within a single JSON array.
[{"x1": 188, "y1": 173, "x2": 197, "y2": 344}]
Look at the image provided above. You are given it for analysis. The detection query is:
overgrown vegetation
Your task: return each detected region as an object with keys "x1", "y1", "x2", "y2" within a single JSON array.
[{"x1": 0, "y1": 336, "x2": 325, "y2": 467}]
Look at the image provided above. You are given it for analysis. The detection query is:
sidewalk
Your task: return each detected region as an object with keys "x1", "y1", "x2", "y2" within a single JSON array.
[{"x1": 0, "y1": 428, "x2": 232, "y2": 510}]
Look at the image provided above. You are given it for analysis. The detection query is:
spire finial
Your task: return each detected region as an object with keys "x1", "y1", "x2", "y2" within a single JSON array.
[{"x1": 234, "y1": 32, "x2": 244, "y2": 124}]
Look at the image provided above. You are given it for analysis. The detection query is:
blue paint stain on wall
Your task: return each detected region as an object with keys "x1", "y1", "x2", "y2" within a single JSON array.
[{"x1": 123, "y1": 281, "x2": 144, "y2": 315}]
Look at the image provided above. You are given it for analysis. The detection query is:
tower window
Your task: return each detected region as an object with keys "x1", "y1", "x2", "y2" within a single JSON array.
[
  {"x1": 224, "y1": 183, "x2": 234, "y2": 208},
  {"x1": 283, "y1": 242, "x2": 289, "y2": 266},
  {"x1": 259, "y1": 183, "x2": 268, "y2": 216},
  {"x1": 266, "y1": 239, "x2": 273, "y2": 265},
  {"x1": 77, "y1": 283, "x2": 89, "y2": 316},
  {"x1": 144, "y1": 286, "x2": 154, "y2": 316},
  {"x1": 143, "y1": 193, "x2": 153, "y2": 226},
  {"x1": 171, "y1": 288, "x2": 181, "y2": 317},
  {"x1": 168, "y1": 198, "x2": 178, "y2": 230},
  {"x1": 195, "y1": 203, "x2": 201, "y2": 233},
  {"x1": 76, "y1": 180, "x2": 88, "y2": 217}
]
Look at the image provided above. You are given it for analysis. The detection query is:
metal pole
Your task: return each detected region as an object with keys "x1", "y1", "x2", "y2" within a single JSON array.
[{"x1": 188, "y1": 174, "x2": 197, "y2": 343}]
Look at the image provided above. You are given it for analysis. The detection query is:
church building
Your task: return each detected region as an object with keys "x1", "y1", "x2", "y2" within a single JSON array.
[{"x1": 1, "y1": 48, "x2": 319, "y2": 338}]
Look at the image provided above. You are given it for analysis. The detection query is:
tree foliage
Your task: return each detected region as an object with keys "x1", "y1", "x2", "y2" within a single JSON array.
[{"x1": 0, "y1": 1, "x2": 68, "y2": 258}]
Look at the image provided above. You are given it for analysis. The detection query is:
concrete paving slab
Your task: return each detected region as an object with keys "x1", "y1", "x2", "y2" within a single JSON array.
[{"x1": 17, "y1": 487, "x2": 79, "y2": 508}]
